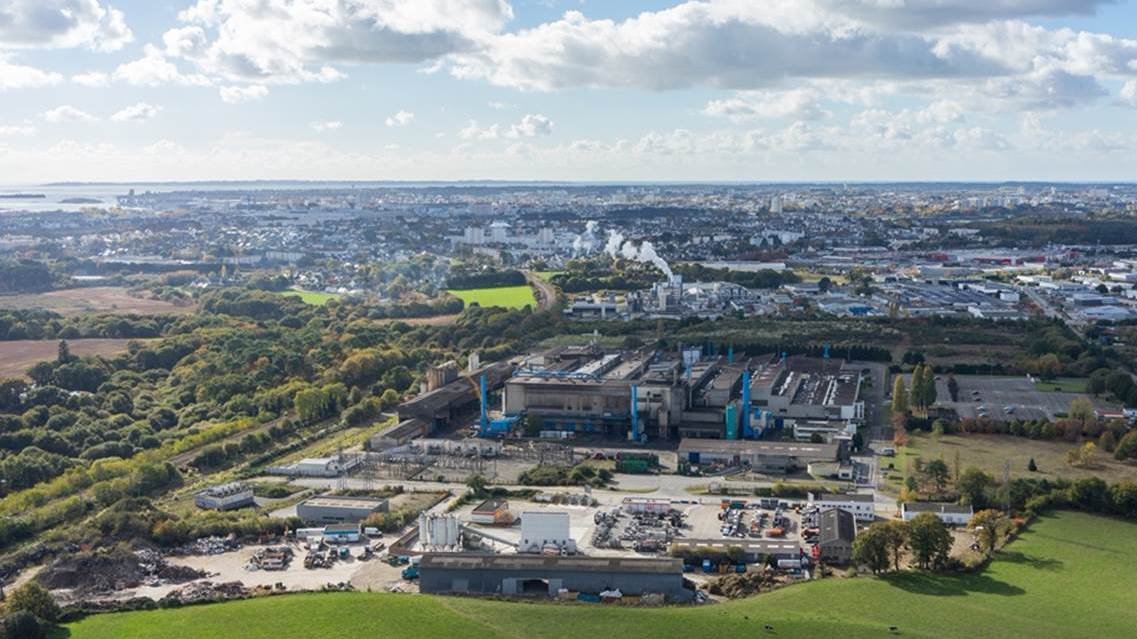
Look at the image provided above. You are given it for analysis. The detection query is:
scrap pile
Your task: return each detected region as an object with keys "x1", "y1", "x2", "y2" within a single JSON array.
[
  {"x1": 37, "y1": 547, "x2": 205, "y2": 596},
  {"x1": 160, "y1": 581, "x2": 249, "y2": 605}
]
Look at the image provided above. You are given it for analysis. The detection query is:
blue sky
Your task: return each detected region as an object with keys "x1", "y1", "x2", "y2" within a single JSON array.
[{"x1": 1, "y1": 0, "x2": 1137, "y2": 182}]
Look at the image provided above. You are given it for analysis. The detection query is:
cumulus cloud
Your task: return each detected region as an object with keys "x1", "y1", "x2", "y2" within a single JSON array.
[
  {"x1": 311, "y1": 120, "x2": 343, "y2": 132},
  {"x1": 704, "y1": 88, "x2": 828, "y2": 121},
  {"x1": 71, "y1": 71, "x2": 110, "y2": 87},
  {"x1": 42, "y1": 105, "x2": 97, "y2": 123},
  {"x1": 112, "y1": 45, "x2": 212, "y2": 87},
  {"x1": 385, "y1": 110, "x2": 415, "y2": 127},
  {"x1": 0, "y1": 57, "x2": 63, "y2": 90},
  {"x1": 1121, "y1": 80, "x2": 1137, "y2": 107},
  {"x1": 110, "y1": 102, "x2": 161, "y2": 122},
  {"x1": 219, "y1": 84, "x2": 268, "y2": 103},
  {"x1": 459, "y1": 120, "x2": 501, "y2": 140},
  {"x1": 0, "y1": 0, "x2": 133, "y2": 52},
  {"x1": 166, "y1": 0, "x2": 514, "y2": 84},
  {"x1": 0, "y1": 124, "x2": 36, "y2": 136},
  {"x1": 817, "y1": 0, "x2": 1114, "y2": 29},
  {"x1": 507, "y1": 113, "x2": 554, "y2": 137}
]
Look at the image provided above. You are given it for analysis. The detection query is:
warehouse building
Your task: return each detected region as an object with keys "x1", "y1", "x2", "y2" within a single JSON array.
[
  {"x1": 679, "y1": 438, "x2": 844, "y2": 474},
  {"x1": 901, "y1": 502, "x2": 974, "y2": 526},
  {"x1": 419, "y1": 554, "x2": 693, "y2": 602},
  {"x1": 194, "y1": 482, "x2": 255, "y2": 511},
  {"x1": 470, "y1": 499, "x2": 513, "y2": 525},
  {"x1": 808, "y1": 492, "x2": 876, "y2": 522},
  {"x1": 296, "y1": 495, "x2": 389, "y2": 524},
  {"x1": 815, "y1": 508, "x2": 857, "y2": 564}
]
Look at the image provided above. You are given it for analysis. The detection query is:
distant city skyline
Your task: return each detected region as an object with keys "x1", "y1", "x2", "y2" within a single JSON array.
[{"x1": 2, "y1": 0, "x2": 1137, "y2": 182}]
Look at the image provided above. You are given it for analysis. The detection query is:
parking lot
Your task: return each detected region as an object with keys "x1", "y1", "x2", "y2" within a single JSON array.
[{"x1": 905, "y1": 374, "x2": 1116, "y2": 421}]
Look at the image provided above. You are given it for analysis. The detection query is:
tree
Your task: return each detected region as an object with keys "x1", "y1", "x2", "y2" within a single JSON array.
[
  {"x1": 56, "y1": 339, "x2": 73, "y2": 364},
  {"x1": 1068, "y1": 396, "x2": 1095, "y2": 428},
  {"x1": 465, "y1": 474, "x2": 488, "y2": 497},
  {"x1": 906, "y1": 512, "x2": 953, "y2": 570},
  {"x1": 882, "y1": 520, "x2": 909, "y2": 572},
  {"x1": 1110, "y1": 481, "x2": 1137, "y2": 518},
  {"x1": 923, "y1": 458, "x2": 951, "y2": 494},
  {"x1": 908, "y1": 364, "x2": 925, "y2": 413},
  {"x1": 852, "y1": 524, "x2": 891, "y2": 573},
  {"x1": 968, "y1": 509, "x2": 1007, "y2": 556},
  {"x1": 3, "y1": 610, "x2": 44, "y2": 639},
  {"x1": 26, "y1": 361, "x2": 54, "y2": 387},
  {"x1": 1027, "y1": 457, "x2": 1038, "y2": 472},
  {"x1": 3, "y1": 582, "x2": 60, "y2": 623},
  {"x1": 946, "y1": 374, "x2": 960, "y2": 402},
  {"x1": 920, "y1": 365, "x2": 937, "y2": 410},
  {"x1": 1099, "y1": 430, "x2": 1117, "y2": 453},
  {"x1": 956, "y1": 467, "x2": 993, "y2": 508},
  {"x1": 1115, "y1": 431, "x2": 1137, "y2": 460},
  {"x1": 891, "y1": 376, "x2": 908, "y2": 415},
  {"x1": 1070, "y1": 476, "x2": 1109, "y2": 512}
]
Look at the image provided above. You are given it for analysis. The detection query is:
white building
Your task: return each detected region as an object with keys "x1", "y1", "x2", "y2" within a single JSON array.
[
  {"x1": 519, "y1": 511, "x2": 576, "y2": 553},
  {"x1": 901, "y1": 502, "x2": 974, "y2": 526},
  {"x1": 807, "y1": 492, "x2": 876, "y2": 522},
  {"x1": 195, "y1": 482, "x2": 255, "y2": 511}
]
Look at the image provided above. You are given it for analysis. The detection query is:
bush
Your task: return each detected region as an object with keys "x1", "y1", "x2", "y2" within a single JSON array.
[{"x1": 2, "y1": 610, "x2": 44, "y2": 639}]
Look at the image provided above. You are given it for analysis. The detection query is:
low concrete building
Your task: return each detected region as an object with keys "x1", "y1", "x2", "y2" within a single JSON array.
[
  {"x1": 419, "y1": 554, "x2": 693, "y2": 602},
  {"x1": 268, "y1": 455, "x2": 363, "y2": 478},
  {"x1": 470, "y1": 499, "x2": 513, "y2": 525},
  {"x1": 679, "y1": 438, "x2": 843, "y2": 474},
  {"x1": 194, "y1": 482, "x2": 255, "y2": 511},
  {"x1": 297, "y1": 495, "x2": 388, "y2": 524},
  {"x1": 815, "y1": 508, "x2": 856, "y2": 564},
  {"x1": 323, "y1": 523, "x2": 362, "y2": 544},
  {"x1": 901, "y1": 502, "x2": 974, "y2": 526},
  {"x1": 808, "y1": 492, "x2": 876, "y2": 522}
]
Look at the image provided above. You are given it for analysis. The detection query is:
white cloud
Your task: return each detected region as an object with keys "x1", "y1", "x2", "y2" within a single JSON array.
[
  {"x1": 311, "y1": 120, "x2": 343, "y2": 132},
  {"x1": 704, "y1": 88, "x2": 827, "y2": 122},
  {"x1": 168, "y1": 0, "x2": 514, "y2": 84},
  {"x1": 1121, "y1": 80, "x2": 1137, "y2": 107},
  {"x1": 162, "y1": 26, "x2": 208, "y2": 58},
  {"x1": 71, "y1": 71, "x2": 110, "y2": 87},
  {"x1": 0, "y1": 0, "x2": 133, "y2": 51},
  {"x1": 459, "y1": 120, "x2": 501, "y2": 140},
  {"x1": 219, "y1": 84, "x2": 268, "y2": 103},
  {"x1": 385, "y1": 110, "x2": 415, "y2": 127},
  {"x1": 818, "y1": 0, "x2": 1113, "y2": 29},
  {"x1": 110, "y1": 102, "x2": 161, "y2": 122},
  {"x1": 0, "y1": 124, "x2": 36, "y2": 136},
  {"x1": 507, "y1": 113, "x2": 554, "y2": 138},
  {"x1": 0, "y1": 57, "x2": 63, "y2": 90},
  {"x1": 112, "y1": 45, "x2": 212, "y2": 87},
  {"x1": 42, "y1": 105, "x2": 97, "y2": 123}
]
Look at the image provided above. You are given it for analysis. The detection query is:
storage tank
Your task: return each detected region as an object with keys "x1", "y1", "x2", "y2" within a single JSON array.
[{"x1": 419, "y1": 513, "x2": 460, "y2": 549}]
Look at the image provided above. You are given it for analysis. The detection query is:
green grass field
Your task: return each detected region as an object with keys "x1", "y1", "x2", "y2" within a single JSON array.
[
  {"x1": 1034, "y1": 377, "x2": 1090, "y2": 393},
  {"x1": 275, "y1": 289, "x2": 340, "y2": 306},
  {"x1": 61, "y1": 512, "x2": 1137, "y2": 639},
  {"x1": 448, "y1": 285, "x2": 536, "y2": 309},
  {"x1": 532, "y1": 271, "x2": 563, "y2": 282}
]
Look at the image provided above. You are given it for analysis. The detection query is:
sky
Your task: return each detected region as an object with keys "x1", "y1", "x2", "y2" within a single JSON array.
[{"x1": 1, "y1": 0, "x2": 1137, "y2": 183}]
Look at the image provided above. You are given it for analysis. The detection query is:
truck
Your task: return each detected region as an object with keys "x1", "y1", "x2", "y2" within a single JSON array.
[{"x1": 401, "y1": 566, "x2": 419, "y2": 580}]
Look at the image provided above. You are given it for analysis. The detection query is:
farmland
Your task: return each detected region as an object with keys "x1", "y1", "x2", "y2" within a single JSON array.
[
  {"x1": 448, "y1": 285, "x2": 537, "y2": 310},
  {"x1": 0, "y1": 338, "x2": 153, "y2": 378},
  {"x1": 61, "y1": 512, "x2": 1137, "y2": 639},
  {"x1": 0, "y1": 287, "x2": 192, "y2": 316}
]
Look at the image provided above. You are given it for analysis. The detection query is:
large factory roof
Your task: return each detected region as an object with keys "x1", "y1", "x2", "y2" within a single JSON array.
[
  {"x1": 678, "y1": 438, "x2": 839, "y2": 458},
  {"x1": 419, "y1": 553, "x2": 683, "y2": 574},
  {"x1": 301, "y1": 495, "x2": 386, "y2": 510}
]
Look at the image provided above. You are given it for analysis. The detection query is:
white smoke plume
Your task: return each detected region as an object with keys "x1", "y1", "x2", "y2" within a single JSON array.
[
  {"x1": 637, "y1": 241, "x2": 674, "y2": 283},
  {"x1": 614, "y1": 238, "x2": 675, "y2": 283},
  {"x1": 571, "y1": 220, "x2": 601, "y2": 256},
  {"x1": 604, "y1": 230, "x2": 624, "y2": 257}
]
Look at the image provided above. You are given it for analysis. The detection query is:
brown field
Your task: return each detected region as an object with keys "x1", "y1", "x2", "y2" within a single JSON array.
[
  {"x1": 372, "y1": 314, "x2": 459, "y2": 326},
  {"x1": 0, "y1": 286, "x2": 193, "y2": 316},
  {"x1": 0, "y1": 338, "x2": 154, "y2": 378}
]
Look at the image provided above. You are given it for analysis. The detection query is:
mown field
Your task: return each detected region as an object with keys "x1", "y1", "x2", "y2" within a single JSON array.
[
  {"x1": 0, "y1": 286, "x2": 192, "y2": 316},
  {"x1": 448, "y1": 285, "x2": 536, "y2": 310},
  {"x1": 883, "y1": 433, "x2": 1137, "y2": 490},
  {"x1": 60, "y1": 512, "x2": 1137, "y2": 639},
  {"x1": 0, "y1": 338, "x2": 155, "y2": 378},
  {"x1": 275, "y1": 289, "x2": 340, "y2": 306}
]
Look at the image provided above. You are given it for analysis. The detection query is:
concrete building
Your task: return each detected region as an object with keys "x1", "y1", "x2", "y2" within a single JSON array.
[
  {"x1": 815, "y1": 508, "x2": 857, "y2": 564},
  {"x1": 296, "y1": 495, "x2": 389, "y2": 524},
  {"x1": 323, "y1": 523, "x2": 362, "y2": 544},
  {"x1": 418, "y1": 554, "x2": 693, "y2": 602},
  {"x1": 901, "y1": 502, "x2": 974, "y2": 526},
  {"x1": 679, "y1": 438, "x2": 843, "y2": 474},
  {"x1": 268, "y1": 455, "x2": 363, "y2": 478},
  {"x1": 194, "y1": 482, "x2": 255, "y2": 511},
  {"x1": 470, "y1": 499, "x2": 513, "y2": 525},
  {"x1": 808, "y1": 492, "x2": 876, "y2": 522}
]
